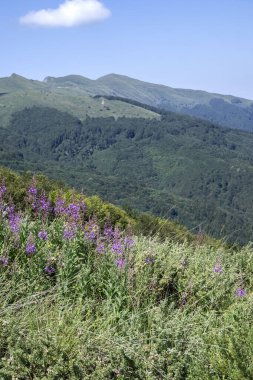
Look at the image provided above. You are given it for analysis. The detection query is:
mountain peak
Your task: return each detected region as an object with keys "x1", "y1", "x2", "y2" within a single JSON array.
[
  {"x1": 98, "y1": 73, "x2": 130, "y2": 80},
  {"x1": 97, "y1": 73, "x2": 143, "y2": 83},
  {"x1": 10, "y1": 73, "x2": 28, "y2": 81},
  {"x1": 43, "y1": 75, "x2": 92, "y2": 86}
]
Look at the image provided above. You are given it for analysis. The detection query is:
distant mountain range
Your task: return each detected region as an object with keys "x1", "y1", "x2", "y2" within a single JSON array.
[{"x1": 1, "y1": 73, "x2": 253, "y2": 131}]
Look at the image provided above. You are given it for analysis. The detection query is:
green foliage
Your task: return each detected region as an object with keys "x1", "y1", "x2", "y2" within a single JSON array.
[
  {"x1": 0, "y1": 74, "x2": 159, "y2": 128},
  {"x1": 1, "y1": 72, "x2": 253, "y2": 131},
  {"x1": 0, "y1": 168, "x2": 134, "y2": 231},
  {"x1": 1, "y1": 106, "x2": 253, "y2": 243},
  {"x1": 0, "y1": 185, "x2": 253, "y2": 378}
]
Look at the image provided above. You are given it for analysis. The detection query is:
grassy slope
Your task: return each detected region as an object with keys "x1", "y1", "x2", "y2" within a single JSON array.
[
  {"x1": 1, "y1": 73, "x2": 253, "y2": 131},
  {"x1": 47, "y1": 73, "x2": 253, "y2": 131},
  {"x1": 48, "y1": 73, "x2": 253, "y2": 108},
  {"x1": 0, "y1": 169, "x2": 252, "y2": 379},
  {"x1": 0, "y1": 75, "x2": 159, "y2": 128}
]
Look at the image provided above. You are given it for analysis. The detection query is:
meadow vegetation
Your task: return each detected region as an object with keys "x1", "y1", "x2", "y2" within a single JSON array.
[{"x1": 0, "y1": 169, "x2": 252, "y2": 379}]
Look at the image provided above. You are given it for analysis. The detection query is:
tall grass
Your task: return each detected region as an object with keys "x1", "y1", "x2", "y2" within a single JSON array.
[{"x1": 0, "y1": 179, "x2": 252, "y2": 379}]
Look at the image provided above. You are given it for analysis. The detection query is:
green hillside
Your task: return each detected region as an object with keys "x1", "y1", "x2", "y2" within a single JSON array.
[
  {"x1": 0, "y1": 169, "x2": 252, "y2": 379},
  {"x1": 0, "y1": 74, "x2": 159, "y2": 127},
  {"x1": 1, "y1": 73, "x2": 253, "y2": 131},
  {"x1": 1, "y1": 106, "x2": 253, "y2": 244},
  {"x1": 46, "y1": 73, "x2": 253, "y2": 131}
]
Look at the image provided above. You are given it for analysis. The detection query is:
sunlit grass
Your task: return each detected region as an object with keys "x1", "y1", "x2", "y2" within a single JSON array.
[{"x1": 0, "y1": 177, "x2": 252, "y2": 379}]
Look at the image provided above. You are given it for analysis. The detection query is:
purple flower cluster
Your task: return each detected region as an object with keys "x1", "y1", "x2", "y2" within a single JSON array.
[
  {"x1": 124, "y1": 236, "x2": 134, "y2": 248},
  {"x1": 28, "y1": 182, "x2": 38, "y2": 196},
  {"x1": 111, "y1": 227, "x2": 124, "y2": 256},
  {"x1": 26, "y1": 234, "x2": 36, "y2": 255},
  {"x1": 213, "y1": 264, "x2": 223, "y2": 273},
  {"x1": 103, "y1": 224, "x2": 114, "y2": 240},
  {"x1": 85, "y1": 218, "x2": 99, "y2": 241},
  {"x1": 7, "y1": 206, "x2": 22, "y2": 234},
  {"x1": 145, "y1": 256, "x2": 156, "y2": 264},
  {"x1": 27, "y1": 178, "x2": 38, "y2": 209},
  {"x1": 111, "y1": 240, "x2": 124, "y2": 255},
  {"x1": 54, "y1": 196, "x2": 66, "y2": 216},
  {"x1": 0, "y1": 256, "x2": 9, "y2": 267},
  {"x1": 96, "y1": 242, "x2": 105, "y2": 254},
  {"x1": 63, "y1": 223, "x2": 77, "y2": 240},
  {"x1": 44, "y1": 265, "x2": 56, "y2": 275},
  {"x1": 110, "y1": 227, "x2": 135, "y2": 269},
  {"x1": 0, "y1": 183, "x2": 7, "y2": 198},
  {"x1": 66, "y1": 203, "x2": 81, "y2": 221},
  {"x1": 115, "y1": 258, "x2": 126, "y2": 269},
  {"x1": 37, "y1": 193, "x2": 51, "y2": 214},
  {"x1": 235, "y1": 287, "x2": 246, "y2": 297},
  {"x1": 26, "y1": 243, "x2": 36, "y2": 255},
  {"x1": 54, "y1": 197, "x2": 87, "y2": 242},
  {"x1": 38, "y1": 230, "x2": 48, "y2": 241},
  {"x1": 1, "y1": 179, "x2": 252, "y2": 302},
  {"x1": 27, "y1": 179, "x2": 52, "y2": 217},
  {"x1": 9, "y1": 214, "x2": 22, "y2": 234}
]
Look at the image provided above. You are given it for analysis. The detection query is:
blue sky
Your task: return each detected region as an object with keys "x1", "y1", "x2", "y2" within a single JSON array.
[{"x1": 1, "y1": 0, "x2": 253, "y2": 99}]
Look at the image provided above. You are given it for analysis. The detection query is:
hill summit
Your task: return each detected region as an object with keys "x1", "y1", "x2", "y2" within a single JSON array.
[{"x1": 1, "y1": 72, "x2": 253, "y2": 131}]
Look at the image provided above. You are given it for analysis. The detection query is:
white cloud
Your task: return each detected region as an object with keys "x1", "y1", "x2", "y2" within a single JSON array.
[{"x1": 20, "y1": 0, "x2": 111, "y2": 28}]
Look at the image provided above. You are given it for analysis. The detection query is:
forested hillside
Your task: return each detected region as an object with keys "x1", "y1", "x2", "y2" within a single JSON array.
[{"x1": 1, "y1": 106, "x2": 253, "y2": 244}]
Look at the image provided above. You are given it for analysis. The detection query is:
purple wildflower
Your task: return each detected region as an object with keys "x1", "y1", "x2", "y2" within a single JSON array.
[
  {"x1": 38, "y1": 230, "x2": 48, "y2": 241},
  {"x1": 113, "y1": 227, "x2": 121, "y2": 240},
  {"x1": 26, "y1": 242, "x2": 36, "y2": 255},
  {"x1": 66, "y1": 203, "x2": 81, "y2": 221},
  {"x1": 27, "y1": 178, "x2": 38, "y2": 211},
  {"x1": 28, "y1": 177, "x2": 38, "y2": 196},
  {"x1": 44, "y1": 265, "x2": 56, "y2": 275},
  {"x1": 0, "y1": 183, "x2": 7, "y2": 198},
  {"x1": 37, "y1": 193, "x2": 51, "y2": 214},
  {"x1": 124, "y1": 235, "x2": 134, "y2": 248},
  {"x1": 8, "y1": 211, "x2": 21, "y2": 234},
  {"x1": 63, "y1": 223, "x2": 76, "y2": 240},
  {"x1": 104, "y1": 224, "x2": 114, "y2": 239},
  {"x1": 213, "y1": 264, "x2": 223, "y2": 273},
  {"x1": 5, "y1": 204, "x2": 15, "y2": 216},
  {"x1": 145, "y1": 256, "x2": 156, "y2": 264},
  {"x1": 235, "y1": 287, "x2": 246, "y2": 297},
  {"x1": 85, "y1": 219, "x2": 99, "y2": 241},
  {"x1": 111, "y1": 240, "x2": 124, "y2": 255},
  {"x1": 111, "y1": 227, "x2": 124, "y2": 255},
  {"x1": 96, "y1": 242, "x2": 105, "y2": 254},
  {"x1": 26, "y1": 234, "x2": 36, "y2": 255},
  {"x1": 54, "y1": 196, "x2": 66, "y2": 216},
  {"x1": 0, "y1": 256, "x2": 9, "y2": 267},
  {"x1": 115, "y1": 258, "x2": 126, "y2": 269},
  {"x1": 28, "y1": 187, "x2": 37, "y2": 196},
  {"x1": 87, "y1": 230, "x2": 96, "y2": 240},
  {"x1": 5, "y1": 204, "x2": 21, "y2": 234}
]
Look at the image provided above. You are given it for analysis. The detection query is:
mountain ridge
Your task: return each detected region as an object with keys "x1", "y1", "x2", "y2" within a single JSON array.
[{"x1": 1, "y1": 72, "x2": 253, "y2": 131}]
